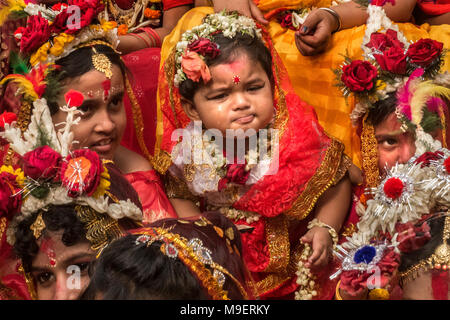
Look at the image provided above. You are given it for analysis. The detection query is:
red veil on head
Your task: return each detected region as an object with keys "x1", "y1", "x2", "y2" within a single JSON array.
[{"x1": 153, "y1": 12, "x2": 350, "y2": 298}]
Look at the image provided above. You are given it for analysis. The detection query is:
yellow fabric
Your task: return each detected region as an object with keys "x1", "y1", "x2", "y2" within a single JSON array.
[{"x1": 156, "y1": 5, "x2": 450, "y2": 169}]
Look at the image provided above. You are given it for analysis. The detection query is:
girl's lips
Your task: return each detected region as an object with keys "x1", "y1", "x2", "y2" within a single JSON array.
[
  {"x1": 90, "y1": 138, "x2": 114, "y2": 155},
  {"x1": 234, "y1": 114, "x2": 255, "y2": 125}
]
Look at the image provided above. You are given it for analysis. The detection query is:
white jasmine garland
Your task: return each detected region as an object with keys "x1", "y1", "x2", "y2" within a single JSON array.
[{"x1": 173, "y1": 11, "x2": 262, "y2": 88}]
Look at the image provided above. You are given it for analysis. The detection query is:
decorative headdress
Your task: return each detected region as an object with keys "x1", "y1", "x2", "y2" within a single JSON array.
[
  {"x1": 0, "y1": 88, "x2": 143, "y2": 249},
  {"x1": 398, "y1": 213, "x2": 450, "y2": 289},
  {"x1": 0, "y1": 0, "x2": 119, "y2": 66},
  {"x1": 172, "y1": 11, "x2": 262, "y2": 87},
  {"x1": 129, "y1": 214, "x2": 252, "y2": 300},
  {"x1": 334, "y1": 0, "x2": 450, "y2": 189}
]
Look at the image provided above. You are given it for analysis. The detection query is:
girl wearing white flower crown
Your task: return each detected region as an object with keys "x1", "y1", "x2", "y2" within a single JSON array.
[{"x1": 153, "y1": 11, "x2": 353, "y2": 299}]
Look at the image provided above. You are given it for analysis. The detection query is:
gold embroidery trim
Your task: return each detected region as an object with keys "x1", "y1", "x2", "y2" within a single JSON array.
[
  {"x1": 361, "y1": 115, "x2": 380, "y2": 190},
  {"x1": 75, "y1": 205, "x2": 123, "y2": 252},
  {"x1": 124, "y1": 73, "x2": 154, "y2": 163},
  {"x1": 164, "y1": 171, "x2": 200, "y2": 203},
  {"x1": 263, "y1": 215, "x2": 290, "y2": 273},
  {"x1": 341, "y1": 223, "x2": 357, "y2": 238},
  {"x1": 284, "y1": 138, "x2": 348, "y2": 220},
  {"x1": 255, "y1": 238, "x2": 305, "y2": 296},
  {"x1": 0, "y1": 217, "x2": 6, "y2": 242},
  {"x1": 18, "y1": 264, "x2": 37, "y2": 300},
  {"x1": 151, "y1": 149, "x2": 173, "y2": 174},
  {"x1": 137, "y1": 227, "x2": 249, "y2": 300}
]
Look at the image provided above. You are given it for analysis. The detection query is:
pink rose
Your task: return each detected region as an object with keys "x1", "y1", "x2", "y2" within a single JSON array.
[{"x1": 181, "y1": 51, "x2": 211, "y2": 83}]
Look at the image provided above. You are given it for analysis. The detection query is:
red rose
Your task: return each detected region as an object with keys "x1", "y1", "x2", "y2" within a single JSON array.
[
  {"x1": 341, "y1": 60, "x2": 378, "y2": 92},
  {"x1": 414, "y1": 151, "x2": 443, "y2": 168},
  {"x1": 20, "y1": 13, "x2": 51, "y2": 54},
  {"x1": 0, "y1": 172, "x2": 22, "y2": 219},
  {"x1": 64, "y1": 89, "x2": 84, "y2": 107},
  {"x1": 366, "y1": 30, "x2": 404, "y2": 52},
  {"x1": 51, "y1": 9, "x2": 72, "y2": 34},
  {"x1": 217, "y1": 163, "x2": 250, "y2": 191},
  {"x1": 22, "y1": 146, "x2": 62, "y2": 180},
  {"x1": 60, "y1": 149, "x2": 103, "y2": 197},
  {"x1": 64, "y1": 0, "x2": 105, "y2": 34},
  {"x1": 52, "y1": 3, "x2": 69, "y2": 11},
  {"x1": 374, "y1": 46, "x2": 407, "y2": 74},
  {"x1": 0, "y1": 112, "x2": 17, "y2": 129},
  {"x1": 187, "y1": 38, "x2": 220, "y2": 59},
  {"x1": 279, "y1": 13, "x2": 296, "y2": 30},
  {"x1": 383, "y1": 177, "x2": 404, "y2": 200},
  {"x1": 407, "y1": 39, "x2": 443, "y2": 68}
]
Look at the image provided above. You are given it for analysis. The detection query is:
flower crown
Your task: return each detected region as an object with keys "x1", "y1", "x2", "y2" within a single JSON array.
[
  {"x1": 173, "y1": 11, "x2": 262, "y2": 87},
  {"x1": 1, "y1": 0, "x2": 119, "y2": 67},
  {"x1": 335, "y1": 1, "x2": 450, "y2": 134},
  {"x1": 0, "y1": 89, "x2": 142, "y2": 246}
]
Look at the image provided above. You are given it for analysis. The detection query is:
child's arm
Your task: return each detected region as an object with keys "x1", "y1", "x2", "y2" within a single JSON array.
[
  {"x1": 301, "y1": 174, "x2": 352, "y2": 269},
  {"x1": 117, "y1": 5, "x2": 191, "y2": 54}
]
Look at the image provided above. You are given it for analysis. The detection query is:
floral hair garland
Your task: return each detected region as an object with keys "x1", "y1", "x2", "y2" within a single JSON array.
[
  {"x1": 173, "y1": 11, "x2": 262, "y2": 87},
  {"x1": 0, "y1": 90, "x2": 142, "y2": 246},
  {"x1": 334, "y1": 0, "x2": 449, "y2": 142},
  {"x1": 1, "y1": 0, "x2": 119, "y2": 67}
]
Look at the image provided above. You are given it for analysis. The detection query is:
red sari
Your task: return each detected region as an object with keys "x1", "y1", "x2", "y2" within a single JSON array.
[{"x1": 154, "y1": 26, "x2": 352, "y2": 299}]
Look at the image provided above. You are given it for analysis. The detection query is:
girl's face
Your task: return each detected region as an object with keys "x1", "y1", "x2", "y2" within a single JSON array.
[
  {"x1": 52, "y1": 65, "x2": 126, "y2": 160},
  {"x1": 184, "y1": 52, "x2": 275, "y2": 136},
  {"x1": 374, "y1": 113, "x2": 416, "y2": 171},
  {"x1": 31, "y1": 231, "x2": 95, "y2": 300}
]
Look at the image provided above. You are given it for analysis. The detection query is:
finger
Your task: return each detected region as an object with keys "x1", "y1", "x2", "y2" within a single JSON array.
[
  {"x1": 311, "y1": 249, "x2": 329, "y2": 269},
  {"x1": 295, "y1": 35, "x2": 323, "y2": 56},
  {"x1": 299, "y1": 10, "x2": 322, "y2": 34},
  {"x1": 249, "y1": 0, "x2": 268, "y2": 25},
  {"x1": 300, "y1": 231, "x2": 313, "y2": 244},
  {"x1": 297, "y1": 25, "x2": 331, "y2": 48}
]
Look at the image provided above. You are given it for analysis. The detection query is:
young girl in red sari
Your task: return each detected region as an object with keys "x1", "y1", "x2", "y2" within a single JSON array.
[{"x1": 153, "y1": 11, "x2": 353, "y2": 299}]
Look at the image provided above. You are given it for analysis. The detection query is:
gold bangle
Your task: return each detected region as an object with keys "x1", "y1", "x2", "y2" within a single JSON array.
[
  {"x1": 335, "y1": 280, "x2": 343, "y2": 300},
  {"x1": 307, "y1": 218, "x2": 339, "y2": 249},
  {"x1": 318, "y1": 7, "x2": 342, "y2": 33}
]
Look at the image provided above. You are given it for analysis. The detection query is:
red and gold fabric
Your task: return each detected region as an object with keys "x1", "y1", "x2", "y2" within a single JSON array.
[
  {"x1": 125, "y1": 169, "x2": 178, "y2": 225},
  {"x1": 165, "y1": 3, "x2": 450, "y2": 170},
  {"x1": 155, "y1": 9, "x2": 351, "y2": 298}
]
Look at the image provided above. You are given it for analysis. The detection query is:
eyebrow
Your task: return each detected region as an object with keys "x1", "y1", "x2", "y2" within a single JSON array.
[
  {"x1": 31, "y1": 252, "x2": 95, "y2": 271},
  {"x1": 375, "y1": 130, "x2": 405, "y2": 139},
  {"x1": 78, "y1": 90, "x2": 125, "y2": 106}
]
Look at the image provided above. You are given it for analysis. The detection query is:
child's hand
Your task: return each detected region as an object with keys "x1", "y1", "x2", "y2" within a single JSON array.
[{"x1": 301, "y1": 226, "x2": 333, "y2": 270}]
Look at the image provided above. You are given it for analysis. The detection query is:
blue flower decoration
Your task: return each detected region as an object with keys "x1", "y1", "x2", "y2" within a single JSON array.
[{"x1": 353, "y1": 245, "x2": 377, "y2": 264}]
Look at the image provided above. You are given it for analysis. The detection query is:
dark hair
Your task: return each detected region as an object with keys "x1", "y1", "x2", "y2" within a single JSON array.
[
  {"x1": 13, "y1": 163, "x2": 142, "y2": 273},
  {"x1": 366, "y1": 92, "x2": 398, "y2": 128},
  {"x1": 398, "y1": 214, "x2": 449, "y2": 277},
  {"x1": 178, "y1": 33, "x2": 273, "y2": 101},
  {"x1": 13, "y1": 204, "x2": 87, "y2": 273},
  {"x1": 46, "y1": 44, "x2": 128, "y2": 115},
  {"x1": 80, "y1": 211, "x2": 252, "y2": 300}
]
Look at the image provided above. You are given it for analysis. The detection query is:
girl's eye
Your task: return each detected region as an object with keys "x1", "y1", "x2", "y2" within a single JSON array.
[
  {"x1": 248, "y1": 84, "x2": 264, "y2": 92},
  {"x1": 76, "y1": 262, "x2": 90, "y2": 273},
  {"x1": 209, "y1": 93, "x2": 227, "y2": 100},
  {"x1": 35, "y1": 272, "x2": 55, "y2": 287},
  {"x1": 78, "y1": 104, "x2": 91, "y2": 113}
]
